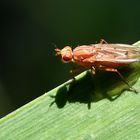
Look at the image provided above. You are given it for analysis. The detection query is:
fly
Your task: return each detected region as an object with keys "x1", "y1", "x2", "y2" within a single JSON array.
[{"x1": 55, "y1": 40, "x2": 140, "y2": 92}]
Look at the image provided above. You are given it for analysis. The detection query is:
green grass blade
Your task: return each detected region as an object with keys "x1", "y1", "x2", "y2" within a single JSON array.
[{"x1": 0, "y1": 41, "x2": 140, "y2": 140}]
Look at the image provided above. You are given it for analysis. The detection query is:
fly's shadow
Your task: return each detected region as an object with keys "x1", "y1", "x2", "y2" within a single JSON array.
[{"x1": 50, "y1": 62, "x2": 140, "y2": 109}]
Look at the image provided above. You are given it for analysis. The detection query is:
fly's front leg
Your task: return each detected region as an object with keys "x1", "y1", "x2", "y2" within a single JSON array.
[
  {"x1": 69, "y1": 65, "x2": 84, "y2": 75},
  {"x1": 69, "y1": 65, "x2": 86, "y2": 81},
  {"x1": 91, "y1": 66, "x2": 96, "y2": 75},
  {"x1": 98, "y1": 67, "x2": 138, "y2": 93}
]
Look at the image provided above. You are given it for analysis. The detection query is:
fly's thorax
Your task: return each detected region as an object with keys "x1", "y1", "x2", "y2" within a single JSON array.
[{"x1": 73, "y1": 45, "x2": 97, "y2": 61}]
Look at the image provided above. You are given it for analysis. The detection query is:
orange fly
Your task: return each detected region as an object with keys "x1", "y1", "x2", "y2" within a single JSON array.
[{"x1": 55, "y1": 40, "x2": 140, "y2": 92}]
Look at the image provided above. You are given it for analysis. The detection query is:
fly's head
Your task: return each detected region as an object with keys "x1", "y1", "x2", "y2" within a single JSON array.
[{"x1": 55, "y1": 46, "x2": 73, "y2": 63}]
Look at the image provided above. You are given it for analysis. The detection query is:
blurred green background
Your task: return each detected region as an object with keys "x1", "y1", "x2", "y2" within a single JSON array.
[{"x1": 0, "y1": 0, "x2": 140, "y2": 118}]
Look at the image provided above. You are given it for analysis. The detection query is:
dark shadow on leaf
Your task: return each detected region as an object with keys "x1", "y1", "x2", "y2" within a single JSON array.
[
  {"x1": 49, "y1": 86, "x2": 68, "y2": 108},
  {"x1": 50, "y1": 62, "x2": 140, "y2": 109}
]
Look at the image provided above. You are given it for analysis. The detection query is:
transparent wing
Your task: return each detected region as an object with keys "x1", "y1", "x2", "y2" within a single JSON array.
[{"x1": 95, "y1": 44, "x2": 140, "y2": 63}]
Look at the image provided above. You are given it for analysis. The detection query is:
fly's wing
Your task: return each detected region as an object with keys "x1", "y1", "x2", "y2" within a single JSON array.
[{"x1": 95, "y1": 44, "x2": 140, "y2": 64}]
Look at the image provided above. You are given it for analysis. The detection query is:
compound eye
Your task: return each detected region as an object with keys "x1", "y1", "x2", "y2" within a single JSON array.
[
  {"x1": 62, "y1": 53, "x2": 72, "y2": 62},
  {"x1": 61, "y1": 46, "x2": 73, "y2": 62}
]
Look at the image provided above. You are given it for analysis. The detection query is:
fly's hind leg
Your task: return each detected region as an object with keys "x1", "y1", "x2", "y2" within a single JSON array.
[
  {"x1": 100, "y1": 39, "x2": 108, "y2": 44},
  {"x1": 100, "y1": 39, "x2": 109, "y2": 48},
  {"x1": 98, "y1": 67, "x2": 138, "y2": 93}
]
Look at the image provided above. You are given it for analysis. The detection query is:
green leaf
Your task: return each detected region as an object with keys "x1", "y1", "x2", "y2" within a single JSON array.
[{"x1": 0, "y1": 41, "x2": 140, "y2": 140}]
